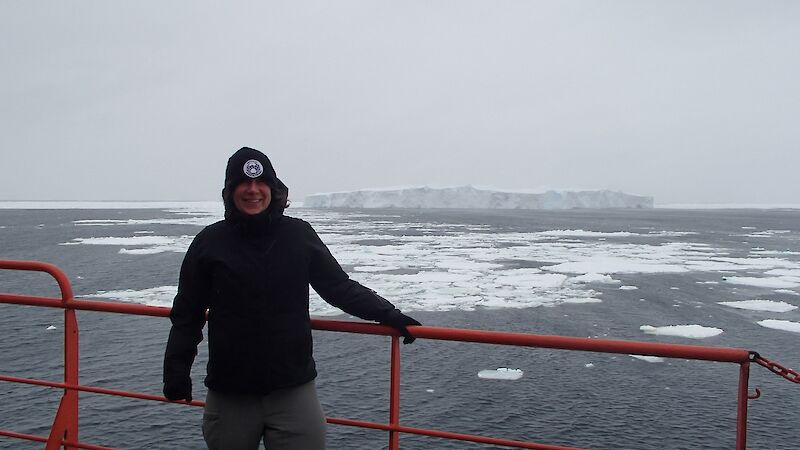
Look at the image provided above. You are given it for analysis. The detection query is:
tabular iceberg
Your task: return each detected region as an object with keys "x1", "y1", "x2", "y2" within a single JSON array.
[{"x1": 303, "y1": 186, "x2": 653, "y2": 209}]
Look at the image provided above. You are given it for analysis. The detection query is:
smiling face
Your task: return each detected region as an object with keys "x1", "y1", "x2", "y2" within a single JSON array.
[{"x1": 233, "y1": 179, "x2": 272, "y2": 215}]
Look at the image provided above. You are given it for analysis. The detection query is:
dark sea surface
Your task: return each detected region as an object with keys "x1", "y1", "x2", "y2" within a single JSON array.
[{"x1": 1, "y1": 207, "x2": 799, "y2": 450}]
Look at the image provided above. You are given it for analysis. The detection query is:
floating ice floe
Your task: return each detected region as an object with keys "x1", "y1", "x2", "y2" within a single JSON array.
[
  {"x1": 493, "y1": 270, "x2": 566, "y2": 289},
  {"x1": 629, "y1": 355, "x2": 665, "y2": 363},
  {"x1": 46, "y1": 325, "x2": 57, "y2": 330},
  {"x1": 717, "y1": 300, "x2": 798, "y2": 313},
  {"x1": 353, "y1": 265, "x2": 402, "y2": 272},
  {"x1": 619, "y1": 285, "x2": 638, "y2": 290},
  {"x1": 88, "y1": 286, "x2": 178, "y2": 307},
  {"x1": 723, "y1": 276, "x2": 800, "y2": 289},
  {"x1": 561, "y1": 297, "x2": 603, "y2": 304},
  {"x1": 774, "y1": 289, "x2": 799, "y2": 296},
  {"x1": 543, "y1": 258, "x2": 690, "y2": 275},
  {"x1": 571, "y1": 273, "x2": 621, "y2": 284},
  {"x1": 640, "y1": 324, "x2": 724, "y2": 339},
  {"x1": 765, "y1": 268, "x2": 800, "y2": 278},
  {"x1": 535, "y1": 229, "x2": 634, "y2": 238},
  {"x1": 756, "y1": 320, "x2": 800, "y2": 334},
  {"x1": 61, "y1": 235, "x2": 195, "y2": 255},
  {"x1": 61, "y1": 207, "x2": 800, "y2": 314},
  {"x1": 73, "y1": 216, "x2": 216, "y2": 227},
  {"x1": 477, "y1": 368, "x2": 524, "y2": 380}
]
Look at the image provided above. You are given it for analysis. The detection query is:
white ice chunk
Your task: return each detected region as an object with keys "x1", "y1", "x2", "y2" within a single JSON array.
[
  {"x1": 571, "y1": 273, "x2": 621, "y2": 284},
  {"x1": 60, "y1": 235, "x2": 195, "y2": 254},
  {"x1": 87, "y1": 286, "x2": 178, "y2": 307},
  {"x1": 353, "y1": 265, "x2": 402, "y2": 272},
  {"x1": 535, "y1": 229, "x2": 634, "y2": 238},
  {"x1": 764, "y1": 268, "x2": 800, "y2": 277},
  {"x1": 619, "y1": 285, "x2": 639, "y2": 290},
  {"x1": 562, "y1": 297, "x2": 603, "y2": 304},
  {"x1": 477, "y1": 368, "x2": 524, "y2": 380},
  {"x1": 544, "y1": 259, "x2": 688, "y2": 275},
  {"x1": 46, "y1": 325, "x2": 57, "y2": 330},
  {"x1": 756, "y1": 320, "x2": 800, "y2": 334},
  {"x1": 774, "y1": 289, "x2": 799, "y2": 296},
  {"x1": 629, "y1": 355, "x2": 665, "y2": 363},
  {"x1": 521, "y1": 273, "x2": 568, "y2": 288},
  {"x1": 640, "y1": 324, "x2": 724, "y2": 339},
  {"x1": 724, "y1": 277, "x2": 800, "y2": 289},
  {"x1": 717, "y1": 300, "x2": 797, "y2": 313},
  {"x1": 73, "y1": 216, "x2": 216, "y2": 226},
  {"x1": 391, "y1": 272, "x2": 476, "y2": 283}
]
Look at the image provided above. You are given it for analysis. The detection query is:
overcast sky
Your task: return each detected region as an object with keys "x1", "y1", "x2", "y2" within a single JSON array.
[{"x1": 1, "y1": 1, "x2": 798, "y2": 205}]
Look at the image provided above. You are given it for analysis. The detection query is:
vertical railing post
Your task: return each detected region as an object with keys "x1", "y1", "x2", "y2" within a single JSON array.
[
  {"x1": 388, "y1": 336, "x2": 401, "y2": 450},
  {"x1": 735, "y1": 361, "x2": 750, "y2": 450},
  {"x1": 59, "y1": 267, "x2": 79, "y2": 450},
  {"x1": 63, "y1": 305, "x2": 79, "y2": 449}
]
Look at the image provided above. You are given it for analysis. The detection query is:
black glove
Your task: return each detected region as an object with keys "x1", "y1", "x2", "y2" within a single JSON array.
[
  {"x1": 163, "y1": 377, "x2": 192, "y2": 402},
  {"x1": 384, "y1": 311, "x2": 421, "y2": 344}
]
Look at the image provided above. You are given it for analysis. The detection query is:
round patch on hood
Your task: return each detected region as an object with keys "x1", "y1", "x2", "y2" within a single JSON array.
[{"x1": 243, "y1": 159, "x2": 264, "y2": 178}]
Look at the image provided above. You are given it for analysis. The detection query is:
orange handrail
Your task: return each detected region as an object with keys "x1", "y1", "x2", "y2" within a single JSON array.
[{"x1": 0, "y1": 259, "x2": 788, "y2": 449}]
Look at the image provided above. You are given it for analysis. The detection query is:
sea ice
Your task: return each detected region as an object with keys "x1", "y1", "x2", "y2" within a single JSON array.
[
  {"x1": 74, "y1": 216, "x2": 215, "y2": 227},
  {"x1": 717, "y1": 300, "x2": 798, "y2": 313},
  {"x1": 619, "y1": 285, "x2": 638, "y2": 290},
  {"x1": 353, "y1": 265, "x2": 402, "y2": 272},
  {"x1": 640, "y1": 324, "x2": 724, "y2": 339},
  {"x1": 535, "y1": 229, "x2": 634, "y2": 238},
  {"x1": 391, "y1": 272, "x2": 475, "y2": 283},
  {"x1": 562, "y1": 297, "x2": 603, "y2": 304},
  {"x1": 764, "y1": 268, "x2": 800, "y2": 277},
  {"x1": 477, "y1": 368, "x2": 524, "y2": 380},
  {"x1": 88, "y1": 286, "x2": 178, "y2": 307},
  {"x1": 46, "y1": 325, "x2": 57, "y2": 330},
  {"x1": 304, "y1": 186, "x2": 653, "y2": 209},
  {"x1": 629, "y1": 355, "x2": 665, "y2": 363},
  {"x1": 723, "y1": 277, "x2": 799, "y2": 289},
  {"x1": 61, "y1": 235, "x2": 196, "y2": 254},
  {"x1": 515, "y1": 273, "x2": 567, "y2": 289},
  {"x1": 756, "y1": 320, "x2": 800, "y2": 334},
  {"x1": 65, "y1": 206, "x2": 800, "y2": 316},
  {"x1": 571, "y1": 273, "x2": 621, "y2": 284},
  {"x1": 774, "y1": 289, "x2": 799, "y2": 296}
]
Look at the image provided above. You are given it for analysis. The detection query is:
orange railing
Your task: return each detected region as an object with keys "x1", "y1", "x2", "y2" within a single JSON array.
[{"x1": 0, "y1": 259, "x2": 795, "y2": 450}]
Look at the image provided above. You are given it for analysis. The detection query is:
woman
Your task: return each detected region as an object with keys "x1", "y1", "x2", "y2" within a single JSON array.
[{"x1": 163, "y1": 147, "x2": 420, "y2": 450}]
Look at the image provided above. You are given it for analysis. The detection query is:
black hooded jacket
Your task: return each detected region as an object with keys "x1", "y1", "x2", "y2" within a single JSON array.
[{"x1": 163, "y1": 148, "x2": 403, "y2": 394}]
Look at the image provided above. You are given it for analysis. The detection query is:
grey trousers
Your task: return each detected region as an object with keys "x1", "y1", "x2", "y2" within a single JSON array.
[{"x1": 202, "y1": 381, "x2": 327, "y2": 450}]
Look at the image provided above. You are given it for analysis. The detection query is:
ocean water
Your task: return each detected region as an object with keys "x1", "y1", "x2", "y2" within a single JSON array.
[{"x1": 1, "y1": 206, "x2": 799, "y2": 450}]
